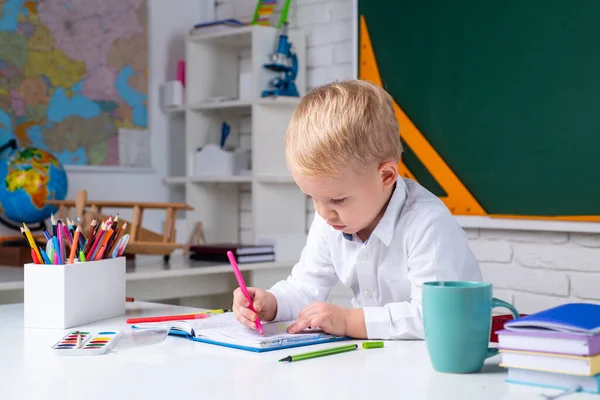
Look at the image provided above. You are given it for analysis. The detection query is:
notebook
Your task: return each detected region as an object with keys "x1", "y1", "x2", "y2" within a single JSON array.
[
  {"x1": 497, "y1": 329, "x2": 600, "y2": 356},
  {"x1": 132, "y1": 313, "x2": 348, "y2": 352},
  {"x1": 189, "y1": 243, "x2": 274, "y2": 256},
  {"x1": 504, "y1": 303, "x2": 600, "y2": 335},
  {"x1": 506, "y1": 368, "x2": 600, "y2": 394},
  {"x1": 499, "y1": 349, "x2": 600, "y2": 376}
]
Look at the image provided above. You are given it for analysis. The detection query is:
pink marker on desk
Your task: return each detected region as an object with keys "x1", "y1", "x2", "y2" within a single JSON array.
[{"x1": 227, "y1": 250, "x2": 264, "y2": 335}]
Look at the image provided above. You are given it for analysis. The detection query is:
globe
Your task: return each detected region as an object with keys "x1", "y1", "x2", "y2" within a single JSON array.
[{"x1": 0, "y1": 141, "x2": 68, "y2": 225}]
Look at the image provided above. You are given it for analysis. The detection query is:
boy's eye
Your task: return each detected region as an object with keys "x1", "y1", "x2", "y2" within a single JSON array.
[{"x1": 330, "y1": 198, "x2": 346, "y2": 205}]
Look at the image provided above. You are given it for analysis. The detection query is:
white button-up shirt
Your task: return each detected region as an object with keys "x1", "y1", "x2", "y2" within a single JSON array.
[{"x1": 268, "y1": 177, "x2": 482, "y2": 340}]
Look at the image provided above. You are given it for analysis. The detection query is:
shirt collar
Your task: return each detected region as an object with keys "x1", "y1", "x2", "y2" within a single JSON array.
[{"x1": 341, "y1": 177, "x2": 406, "y2": 247}]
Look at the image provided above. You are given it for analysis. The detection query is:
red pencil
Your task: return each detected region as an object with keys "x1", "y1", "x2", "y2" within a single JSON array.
[
  {"x1": 31, "y1": 249, "x2": 40, "y2": 264},
  {"x1": 126, "y1": 313, "x2": 210, "y2": 325}
]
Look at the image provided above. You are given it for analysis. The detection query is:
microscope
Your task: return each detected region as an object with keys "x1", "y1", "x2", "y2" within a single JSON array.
[{"x1": 261, "y1": 22, "x2": 299, "y2": 97}]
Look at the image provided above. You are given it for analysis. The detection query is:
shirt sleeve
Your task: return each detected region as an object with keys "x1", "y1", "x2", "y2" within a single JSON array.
[
  {"x1": 268, "y1": 214, "x2": 339, "y2": 322},
  {"x1": 362, "y1": 209, "x2": 482, "y2": 340}
]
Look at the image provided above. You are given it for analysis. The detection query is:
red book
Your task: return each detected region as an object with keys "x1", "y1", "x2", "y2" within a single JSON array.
[{"x1": 490, "y1": 314, "x2": 529, "y2": 342}]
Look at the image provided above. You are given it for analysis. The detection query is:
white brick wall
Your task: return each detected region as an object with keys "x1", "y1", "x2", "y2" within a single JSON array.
[
  {"x1": 467, "y1": 228, "x2": 600, "y2": 314},
  {"x1": 221, "y1": 0, "x2": 600, "y2": 316}
]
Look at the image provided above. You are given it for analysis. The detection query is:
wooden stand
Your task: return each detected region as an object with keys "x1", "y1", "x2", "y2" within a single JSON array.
[
  {"x1": 185, "y1": 221, "x2": 207, "y2": 253},
  {"x1": 47, "y1": 190, "x2": 193, "y2": 260}
]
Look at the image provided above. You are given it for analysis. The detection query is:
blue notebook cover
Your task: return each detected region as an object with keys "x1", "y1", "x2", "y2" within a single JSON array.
[{"x1": 505, "y1": 303, "x2": 600, "y2": 335}]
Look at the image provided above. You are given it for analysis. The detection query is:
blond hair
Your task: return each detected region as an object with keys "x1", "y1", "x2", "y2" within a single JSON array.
[{"x1": 285, "y1": 79, "x2": 402, "y2": 177}]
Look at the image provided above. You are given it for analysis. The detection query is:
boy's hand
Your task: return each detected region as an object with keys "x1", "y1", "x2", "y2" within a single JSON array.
[
  {"x1": 232, "y1": 287, "x2": 277, "y2": 330},
  {"x1": 286, "y1": 302, "x2": 351, "y2": 337}
]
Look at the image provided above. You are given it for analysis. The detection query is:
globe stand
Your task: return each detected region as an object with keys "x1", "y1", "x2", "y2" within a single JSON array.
[
  {"x1": 0, "y1": 215, "x2": 45, "y2": 232},
  {"x1": 0, "y1": 138, "x2": 17, "y2": 156}
]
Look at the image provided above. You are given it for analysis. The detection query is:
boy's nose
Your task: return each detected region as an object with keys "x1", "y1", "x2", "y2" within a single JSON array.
[{"x1": 317, "y1": 206, "x2": 338, "y2": 221}]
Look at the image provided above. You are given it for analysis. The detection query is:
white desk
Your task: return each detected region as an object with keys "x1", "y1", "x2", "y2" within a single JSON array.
[
  {"x1": 1, "y1": 302, "x2": 596, "y2": 400},
  {"x1": 0, "y1": 254, "x2": 294, "y2": 305}
]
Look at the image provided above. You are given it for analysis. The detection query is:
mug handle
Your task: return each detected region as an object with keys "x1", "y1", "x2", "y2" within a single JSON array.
[{"x1": 486, "y1": 298, "x2": 520, "y2": 358}]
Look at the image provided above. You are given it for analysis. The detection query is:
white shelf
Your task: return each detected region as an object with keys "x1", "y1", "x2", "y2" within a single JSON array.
[
  {"x1": 164, "y1": 176, "x2": 188, "y2": 185},
  {"x1": 257, "y1": 96, "x2": 301, "y2": 107},
  {"x1": 189, "y1": 175, "x2": 253, "y2": 183},
  {"x1": 255, "y1": 175, "x2": 295, "y2": 183},
  {"x1": 187, "y1": 99, "x2": 253, "y2": 111},
  {"x1": 188, "y1": 25, "x2": 255, "y2": 47},
  {"x1": 186, "y1": 96, "x2": 300, "y2": 112},
  {"x1": 175, "y1": 24, "x2": 307, "y2": 260},
  {"x1": 164, "y1": 175, "x2": 253, "y2": 184},
  {"x1": 164, "y1": 106, "x2": 186, "y2": 114}
]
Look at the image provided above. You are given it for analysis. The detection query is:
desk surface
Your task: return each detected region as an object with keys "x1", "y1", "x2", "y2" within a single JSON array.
[
  {"x1": 0, "y1": 254, "x2": 292, "y2": 291},
  {"x1": 2, "y1": 302, "x2": 596, "y2": 400}
]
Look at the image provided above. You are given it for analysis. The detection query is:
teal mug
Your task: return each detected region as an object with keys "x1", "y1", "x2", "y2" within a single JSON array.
[{"x1": 422, "y1": 281, "x2": 520, "y2": 374}]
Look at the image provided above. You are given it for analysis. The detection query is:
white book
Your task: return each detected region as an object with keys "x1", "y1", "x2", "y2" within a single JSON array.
[{"x1": 132, "y1": 313, "x2": 347, "y2": 352}]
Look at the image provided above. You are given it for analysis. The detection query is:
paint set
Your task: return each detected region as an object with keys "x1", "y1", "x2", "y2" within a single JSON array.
[{"x1": 52, "y1": 330, "x2": 122, "y2": 356}]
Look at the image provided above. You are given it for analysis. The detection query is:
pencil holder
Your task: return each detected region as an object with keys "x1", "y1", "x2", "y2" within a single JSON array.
[{"x1": 24, "y1": 257, "x2": 126, "y2": 329}]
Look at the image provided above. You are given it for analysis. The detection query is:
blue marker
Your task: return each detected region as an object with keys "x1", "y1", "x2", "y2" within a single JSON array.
[{"x1": 220, "y1": 121, "x2": 231, "y2": 148}]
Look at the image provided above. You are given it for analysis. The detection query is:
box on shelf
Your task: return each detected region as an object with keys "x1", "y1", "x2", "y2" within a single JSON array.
[
  {"x1": 195, "y1": 144, "x2": 250, "y2": 176},
  {"x1": 160, "y1": 80, "x2": 185, "y2": 109},
  {"x1": 24, "y1": 257, "x2": 126, "y2": 329}
]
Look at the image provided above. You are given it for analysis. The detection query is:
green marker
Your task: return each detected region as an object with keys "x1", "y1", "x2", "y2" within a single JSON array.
[
  {"x1": 79, "y1": 250, "x2": 86, "y2": 262},
  {"x1": 278, "y1": 344, "x2": 358, "y2": 362},
  {"x1": 362, "y1": 341, "x2": 384, "y2": 349}
]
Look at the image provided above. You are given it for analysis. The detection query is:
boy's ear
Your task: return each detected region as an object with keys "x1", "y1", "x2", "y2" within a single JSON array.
[{"x1": 378, "y1": 160, "x2": 398, "y2": 188}]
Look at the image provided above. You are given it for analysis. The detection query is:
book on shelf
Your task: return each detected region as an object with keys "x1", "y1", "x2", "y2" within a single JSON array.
[
  {"x1": 132, "y1": 312, "x2": 347, "y2": 353},
  {"x1": 189, "y1": 243, "x2": 275, "y2": 263},
  {"x1": 190, "y1": 243, "x2": 274, "y2": 256},
  {"x1": 190, "y1": 252, "x2": 275, "y2": 263}
]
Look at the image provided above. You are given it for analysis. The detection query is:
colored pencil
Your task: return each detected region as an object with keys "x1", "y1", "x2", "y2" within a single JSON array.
[
  {"x1": 278, "y1": 344, "x2": 359, "y2": 362},
  {"x1": 68, "y1": 226, "x2": 81, "y2": 264},
  {"x1": 22, "y1": 224, "x2": 42, "y2": 264},
  {"x1": 22, "y1": 215, "x2": 129, "y2": 265},
  {"x1": 126, "y1": 313, "x2": 211, "y2": 324},
  {"x1": 51, "y1": 214, "x2": 57, "y2": 237},
  {"x1": 107, "y1": 222, "x2": 126, "y2": 256}
]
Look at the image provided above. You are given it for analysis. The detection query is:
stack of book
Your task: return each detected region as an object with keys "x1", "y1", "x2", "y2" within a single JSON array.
[
  {"x1": 497, "y1": 303, "x2": 600, "y2": 394},
  {"x1": 189, "y1": 243, "x2": 275, "y2": 264}
]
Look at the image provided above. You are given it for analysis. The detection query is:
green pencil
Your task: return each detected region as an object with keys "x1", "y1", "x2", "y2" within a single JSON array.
[{"x1": 278, "y1": 344, "x2": 358, "y2": 362}]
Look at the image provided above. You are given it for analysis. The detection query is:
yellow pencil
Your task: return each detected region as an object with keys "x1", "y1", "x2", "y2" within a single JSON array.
[{"x1": 22, "y1": 224, "x2": 42, "y2": 264}]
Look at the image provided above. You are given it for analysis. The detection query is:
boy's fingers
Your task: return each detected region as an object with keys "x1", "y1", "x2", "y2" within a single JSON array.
[
  {"x1": 287, "y1": 317, "x2": 312, "y2": 334},
  {"x1": 232, "y1": 290, "x2": 250, "y2": 307},
  {"x1": 235, "y1": 312, "x2": 256, "y2": 330},
  {"x1": 298, "y1": 302, "x2": 323, "y2": 319},
  {"x1": 239, "y1": 306, "x2": 257, "y2": 321}
]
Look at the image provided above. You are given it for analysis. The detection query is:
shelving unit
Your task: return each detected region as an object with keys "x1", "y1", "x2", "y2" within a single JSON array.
[{"x1": 165, "y1": 25, "x2": 307, "y2": 262}]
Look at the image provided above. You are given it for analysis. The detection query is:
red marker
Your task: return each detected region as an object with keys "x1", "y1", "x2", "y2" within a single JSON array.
[{"x1": 126, "y1": 313, "x2": 210, "y2": 325}]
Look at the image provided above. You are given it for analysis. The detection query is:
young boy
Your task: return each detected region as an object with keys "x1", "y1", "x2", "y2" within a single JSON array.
[{"x1": 232, "y1": 80, "x2": 482, "y2": 340}]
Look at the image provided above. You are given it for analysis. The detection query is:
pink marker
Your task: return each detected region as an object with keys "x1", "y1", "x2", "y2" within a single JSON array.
[{"x1": 227, "y1": 250, "x2": 264, "y2": 335}]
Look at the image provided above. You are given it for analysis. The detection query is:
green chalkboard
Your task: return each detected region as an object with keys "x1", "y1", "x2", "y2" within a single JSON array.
[{"x1": 358, "y1": 0, "x2": 600, "y2": 217}]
